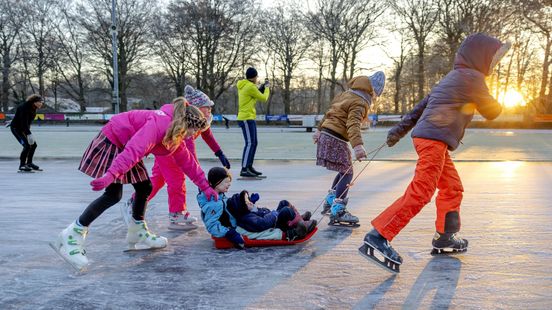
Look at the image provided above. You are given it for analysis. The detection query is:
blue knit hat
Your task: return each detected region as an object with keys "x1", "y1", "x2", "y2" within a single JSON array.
[
  {"x1": 184, "y1": 85, "x2": 214, "y2": 107},
  {"x1": 369, "y1": 71, "x2": 386, "y2": 97},
  {"x1": 245, "y1": 67, "x2": 258, "y2": 79}
]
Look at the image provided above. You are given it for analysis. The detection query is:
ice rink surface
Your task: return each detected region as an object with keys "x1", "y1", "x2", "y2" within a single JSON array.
[{"x1": 1, "y1": 126, "x2": 551, "y2": 309}]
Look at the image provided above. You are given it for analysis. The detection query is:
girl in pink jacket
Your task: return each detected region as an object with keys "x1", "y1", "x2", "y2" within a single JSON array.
[
  {"x1": 50, "y1": 98, "x2": 219, "y2": 271},
  {"x1": 122, "y1": 86, "x2": 230, "y2": 230}
]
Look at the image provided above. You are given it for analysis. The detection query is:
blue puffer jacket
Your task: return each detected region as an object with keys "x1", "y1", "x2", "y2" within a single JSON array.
[
  {"x1": 197, "y1": 192, "x2": 237, "y2": 238},
  {"x1": 389, "y1": 33, "x2": 506, "y2": 151},
  {"x1": 226, "y1": 191, "x2": 278, "y2": 232}
]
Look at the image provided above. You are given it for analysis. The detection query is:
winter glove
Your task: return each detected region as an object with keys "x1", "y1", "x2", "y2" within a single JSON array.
[
  {"x1": 312, "y1": 129, "x2": 321, "y2": 144},
  {"x1": 386, "y1": 132, "x2": 400, "y2": 147},
  {"x1": 353, "y1": 145, "x2": 367, "y2": 161},
  {"x1": 214, "y1": 150, "x2": 231, "y2": 169},
  {"x1": 225, "y1": 228, "x2": 245, "y2": 249},
  {"x1": 90, "y1": 172, "x2": 115, "y2": 191},
  {"x1": 258, "y1": 84, "x2": 266, "y2": 94},
  {"x1": 27, "y1": 134, "x2": 35, "y2": 145},
  {"x1": 250, "y1": 193, "x2": 260, "y2": 204},
  {"x1": 203, "y1": 187, "x2": 219, "y2": 202}
]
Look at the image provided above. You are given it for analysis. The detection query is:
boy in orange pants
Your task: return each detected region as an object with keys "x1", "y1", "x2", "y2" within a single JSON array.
[{"x1": 358, "y1": 33, "x2": 510, "y2": 272}]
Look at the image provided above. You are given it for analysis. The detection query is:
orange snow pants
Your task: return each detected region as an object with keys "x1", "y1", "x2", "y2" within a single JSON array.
[{"x1": 371, "y1": 138, "x2": 464, "y2": 241}]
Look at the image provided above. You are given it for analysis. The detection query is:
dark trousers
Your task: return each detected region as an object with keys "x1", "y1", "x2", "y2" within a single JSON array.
[
  {"x1": 238, "y1": 120, "x2": 258, "y2": 169},
  {"x1": 78, "y1": 180, "x2": 152, "y2": 227},
  {"x1": 11, "y1": 127, "x2": 37, "y2": 167}
]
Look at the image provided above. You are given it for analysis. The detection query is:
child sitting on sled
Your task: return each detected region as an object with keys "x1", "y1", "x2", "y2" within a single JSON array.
[
  {"x1": 197, "y1": 167, "x2": 316, "y2": 248},
  {"x1": 226, "y1": 191, "x2": 317, "y2": 241}
]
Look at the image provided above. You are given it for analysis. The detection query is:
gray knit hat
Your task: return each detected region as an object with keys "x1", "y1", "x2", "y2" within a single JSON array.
[
  {"x1": 369, "y1": 71, "x2": 386, "y2": 97},
  {"x1": 184, "y1": 85, "x2": 214, "y2": 108}
]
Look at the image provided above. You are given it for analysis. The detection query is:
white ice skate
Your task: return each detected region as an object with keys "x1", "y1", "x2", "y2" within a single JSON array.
[
  {"x1": 168, "y1": 211, "x2": 198, "y2": 231},
  {"x1": 49, "y1": 221, "x2": 89, "y2": 272},
  {"x1": 125, "y1": 220, "x2": 168, "y2": 251}
]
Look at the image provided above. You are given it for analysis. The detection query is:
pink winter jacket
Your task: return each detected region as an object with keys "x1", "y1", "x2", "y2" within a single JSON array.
[{"x1": 101, "y1": 104, "x2": 210, "y2": 191}]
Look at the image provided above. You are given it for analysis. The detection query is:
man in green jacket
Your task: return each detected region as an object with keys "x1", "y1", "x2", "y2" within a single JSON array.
[{"x1": 236, "y1": 67, "x2": 270, "y2": 177}]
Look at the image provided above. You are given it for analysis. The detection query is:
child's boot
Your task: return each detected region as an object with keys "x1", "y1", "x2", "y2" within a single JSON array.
[
  {"x1": 169, "y1": 211, "x2": 198, "y2": 230},
  {"x1": 329, "y1": 198, "x2": 359, "y2": 227},
  {"x1": 286, "y1": 221, "x2": 308, "y2": 241},
  {"x1": 50, "y1": 221, "x2": 89, "y2": 271},
  {"x1": 321, "y1": 189, "x2": 335, "y2": 214},
  {"x1": 126, "y1": 220, "x2": 168, "y2": 250}
]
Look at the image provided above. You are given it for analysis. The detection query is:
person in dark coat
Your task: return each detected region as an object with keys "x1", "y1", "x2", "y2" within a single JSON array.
[{"x1": 10, "y1": 94, "x2": 44, "y2": 172}]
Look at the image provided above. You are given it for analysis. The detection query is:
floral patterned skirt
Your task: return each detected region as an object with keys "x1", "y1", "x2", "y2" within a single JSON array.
[{"x1": 316, "y1": 132, "x2": 352, "y2": 173}]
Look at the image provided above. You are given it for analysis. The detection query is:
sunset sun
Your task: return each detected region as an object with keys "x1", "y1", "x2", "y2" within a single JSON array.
[{"x1": 500, "y1": 89, "x2": 526, "y2": 109}]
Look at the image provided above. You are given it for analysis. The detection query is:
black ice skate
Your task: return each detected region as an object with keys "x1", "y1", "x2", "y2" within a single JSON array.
[
  {"x1": 358, "y1": 229, "x2": 403, "y2": 273},
  {"x1": 28, "y1": 163, "x2": 43, "y2": 171},
  {"x1": 18, "y1": 164, "x2": 34, "y2": 173},
  {"x1": 238, "y1": 168, "x2": 266, "y2": 180},
  {"x1": 430, "y1": 232, "x2": 468, "y2": 255}
]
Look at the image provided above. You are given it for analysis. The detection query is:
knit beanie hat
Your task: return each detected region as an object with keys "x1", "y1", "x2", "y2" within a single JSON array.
[
  {"x1": 245, "y1": 67, "x2": 258, "y2": 79},
  {"x1": 184, "y1": 85, "x2": 214, "y2": 108},
  {"x1": 208, "y1": 167, "x2": 231, "y2": 188},
  {"x1": 369, "y1": 71, "x2": 386, "y2": 97}
]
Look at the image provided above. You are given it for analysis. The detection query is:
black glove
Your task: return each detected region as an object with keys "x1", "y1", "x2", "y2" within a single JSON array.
[
  {"x1": 215, "y1": 150, "x2": 230, "y2": 169},
  {"x1": 258, "y1": 84, "x2": 266, "y2": 94},
  {"x1": 386, "y1": 132, "x2": 400, "y2": 147},
  {"x1": 225, "y1": 228, "x2": 245, "y2": 249}
]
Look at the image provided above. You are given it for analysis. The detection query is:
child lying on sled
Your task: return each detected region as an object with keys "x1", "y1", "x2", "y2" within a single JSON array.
[{"x1": 196, "y1": 167, "x2": 316, "y2": 249}]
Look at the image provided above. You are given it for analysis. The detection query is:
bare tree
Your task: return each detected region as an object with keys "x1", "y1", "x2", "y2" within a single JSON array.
[
  {"x1": 79, "y1": 0, "x2": 156, "y2": 112},
  {"x1": 306, "y1": 0, "x2": 349, "y2": 101},
  {"x1": 21, "y1": 0, "x2": 62, "y2": 96},
  {"x1": 53, "y1": 2, "x2": 89, "y2": 112},
  {"x1": 264, "y1": 5, "x2": 310, "y2": 114},
  {"x1": 338, "y1": 0, "x2": 386, "y2": 81},
  {"x1": 0, "y1": 0, "x2": 23, "y2": 112},
  {"x1": 389, "y1": 0, "x2": 439, "y2": 101},
  {"x1": 519, "y1": 0, "x2": 552, "y2": 111},
  {"x1": 152, "y1": 2, "x2": 194, "y2": 97},
  {"x1": 169, "y1": 0, "x2": 259, "y2": 102}
]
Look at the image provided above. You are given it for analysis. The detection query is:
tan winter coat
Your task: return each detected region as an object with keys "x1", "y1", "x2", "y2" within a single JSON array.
[{"x1": 318, "y1": 76, "x2": 374, "y2": 147}]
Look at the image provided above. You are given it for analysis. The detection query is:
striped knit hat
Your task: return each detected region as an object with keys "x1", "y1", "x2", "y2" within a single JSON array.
[{"x1": 184, "y1": 85, "x2": 214, "y2": 108}]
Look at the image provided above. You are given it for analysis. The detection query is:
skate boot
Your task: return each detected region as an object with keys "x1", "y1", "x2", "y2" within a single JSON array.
[
  {"x1": 328, "y1": 198, "x2": 359, "y2": 227},
  {"x1": 321, "y1": 190, "x2": 335, "y2": 214},
  {"x1": 286, "y1": 221, "x2": 308, "y2": 241},
  {"x1": 126, "y1": 220, "x2": 168, "y2": 251},
  {"x1": 168, "y1": 211, "x2": 198, "y2": 231},
  {"x1": 28, "y1": 163, "x2": 43, "y2": 171},
  {"x1": 301, "y1": 211, "x2": 312, "y2": 221},
  {"x1": 49, "y1": 221, "x2": 89, "y2": 272},
  {"x1": 431, "y1": 232, "x2": 468, "y2": 255},
  {"x1": 120, "y1": 196, "x2": 134, "y2": 226},
  {"x1": 358, "y1": 229, "x2": 402, "y2": 273},
  {"x1": 18, "y1": 164, "x2": 33, "y2": 173}
]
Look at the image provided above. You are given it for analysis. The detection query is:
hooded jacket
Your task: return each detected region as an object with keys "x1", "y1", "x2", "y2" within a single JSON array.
[
  {"x1": 389, "y1": 33, "x2": 506, "y2": 151},
  {"x1": 101, "y1": 104, "x2": 210, "y2": 191},
  {"x1": 10, "y1": 100, "x2": 38, "y2": 135},
  {"x1": 226, "y1": 190, "x2": 278, "y2": 232},
  {"x1": 197, "y1": 192, "x2": 237, "y2": 237},
  {"x1": 318, "y1": 76, "x2": 375, "y2": 147},
  {"x1": 236, "y1": 79, "x2": 270, "y2": 120}
]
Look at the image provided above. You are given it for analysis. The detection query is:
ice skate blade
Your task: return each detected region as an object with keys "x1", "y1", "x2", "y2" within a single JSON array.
[
  {"x1": 123, "y1": 246, "x2": 166, "y2": 252},
  {"x1": 358, "y1": 244, "x2": 400, "y2": 273},
  {"x1": 430, "y1": 247, "x2": 468, "y2": 256},
  {"x1": 168, "y1": 223, "x2": 198, "y2": 231},
  {"x1": 48, "y1": 241, "x2": 87, "y2": 273},
  {"x1": 328, "y1": 220, "x2": 360, "y2": 228},
  {"x1": 17, "y1": 170, "x2": 34, "y2": 173},
  {"x1": 237, "y1": 176, "x2": 266, "y2": 180}
]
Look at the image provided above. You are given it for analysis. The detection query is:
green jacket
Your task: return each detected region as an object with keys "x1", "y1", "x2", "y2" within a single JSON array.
[{"x1": 237, "y1": 79, "x2": 270, "y2": 120}]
